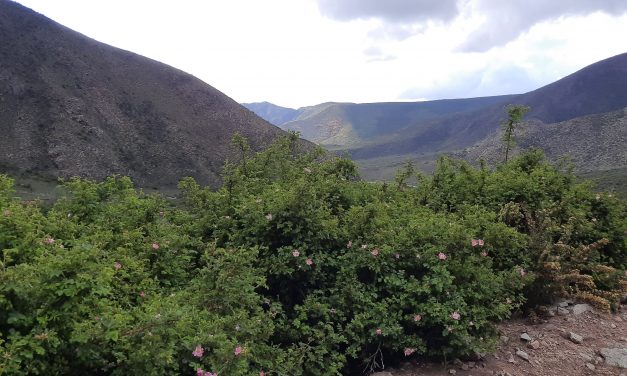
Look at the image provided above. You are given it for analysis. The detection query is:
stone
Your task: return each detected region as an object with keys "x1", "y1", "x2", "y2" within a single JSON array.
[
  {"x1": 580, "y1": 353, "x2": 594, "y2": 362},
  {"x1": 528, "y1": 340, "x2": 541, "y2": 350},
  {"x1": 520, "y1": 333, "x2": 532, "y2": 342},
  {"x1": 557, "y1": 301, "x2": 570, "y2": 308},
  {"x1": 507, "y1": 353, "x2": 516, "y2": 363},
  {"x1": 448, "y1": 369, "x2": 457, "y2": 375},
  {"x1": 468, "y1": 361, "x2": 476, "y2": 368},
  {"x1": 586, "y1": 363, "x2": 596, "y2": 371},
  {"x1": 461, "y1": 364, "x2": 469, "y2": 371},
  {"x1": 516, "y1": 350, "x2": 530, "y2": 361},
  {"x1": 557, "y1": 307, "x2": 570, "y2": 316},
  {"x1": 600, "y1": 347, "x2": 627, "y2": 368},
  {"x1": 572, "y1": 304, "x2": 592, "y2": 315},
  {"x1": 569, "y1": 332, "x2": 584, "y2": 344},
  {"x1": 500, "y1": 335, "x2": 510, "y2": 343}
]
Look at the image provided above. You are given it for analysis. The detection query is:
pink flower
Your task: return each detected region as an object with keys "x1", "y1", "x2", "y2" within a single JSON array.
[
  {"x1": 44, "y1": 236, "x2": 55, "y2": 245},
  {"x1": 371, "y1": 248, "x2": 379, "y2": 256},
  {"x1": 292, "y1": 249, "x2": 300, "y2": 257},
  {"x1": 404, "y1": 347, "x2": 416, "y2": 356},
  {"x1": 305, "y1": 258, "x2": 313, "y2": 266},
  {"x1": 265, "y1": 213, "x2": 273, "y2": 221},
  {"x1": 471, "y1": 239, "x2": 485, "y2": 247},
  {"x1": 114, "y1": 262, "x2": 122, "y2": 270},
  {"x1": 152, "y1": 242, "x2": 160, "y2": 250},
  {"x1": 438, "y1": 252, "x2": 447, "y2": 260},
  {"x1": 375, "y1": 328, "x2": 382, "y2": 335},
  {"x1": 192, "y1": 345, "x2": 204, "y2": 358},
  {"x1": 450, "y1": 312, "x2": 461, "y2": 320},
  {"x1": 413, "y1": 314, "x2": 422, "y2": 322},
  {"x1": 197, "y1": 368, "x2": 204, "y2": 376},
  {"x1": 394, "y1": 253, "x2": 400, "y2": 259},
  {"x1": 480, "y1": 251, "x2": 488, "y2": 257},
  {"x1": 518, "y1": 268, "x2": 527, "y2": 277},
  {"x1": 234, "y1": 346, "x2": 243, "y2": 356},
  {"x1": 139, "y1": 291, "x2": 146, "y2": 298},
  {"x1": 347, "y1": 240, "x2": 352, "y2": 248},
  {"x1": 206, "y1": 373, "x2": 217, "y2": 376},
  {"x1": 260, "y1": 372, "x2": 265, "y2": 376}
]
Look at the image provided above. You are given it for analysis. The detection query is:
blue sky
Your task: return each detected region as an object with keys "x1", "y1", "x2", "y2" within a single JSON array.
[{"x1": 13, "y1": 0, "x2": 627, "y2": 108}]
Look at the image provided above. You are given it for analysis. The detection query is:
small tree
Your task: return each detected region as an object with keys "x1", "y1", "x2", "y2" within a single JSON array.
[{"x1": 501, "y1": 104, "x2": 530, "y2": 163}]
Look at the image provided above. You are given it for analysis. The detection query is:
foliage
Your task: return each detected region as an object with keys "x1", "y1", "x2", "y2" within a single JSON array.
[
  {"x1": 501, "y1": 104, "x2": 530, "y2": 163},
  {"x1": 1, "y1": 135, "x2": 625, "y2": 375}
]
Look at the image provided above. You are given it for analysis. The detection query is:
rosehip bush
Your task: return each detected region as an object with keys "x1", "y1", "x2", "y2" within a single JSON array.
[{"x1": 1, "y1": 134, "x2": 625, "y2": 375}]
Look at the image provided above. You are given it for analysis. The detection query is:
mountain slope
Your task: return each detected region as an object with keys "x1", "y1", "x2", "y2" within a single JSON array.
[
  {"x1": 456, "y1": 107, "x2": 627, "y2": 172},
  {"x1": 246, "y1": 96, "x2": 516, "y2": 149},
  {"x1": 242, "y1": 101, "x2": 301, "y2": 126},
  {"x1": 350, "y1": 52, "x2": 627, "y2": 160},
  {"x1": 0, "y1": 0, "x2": 296, "y2": 189}
]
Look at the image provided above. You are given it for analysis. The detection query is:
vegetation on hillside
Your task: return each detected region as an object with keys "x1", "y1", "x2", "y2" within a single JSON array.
[{"x1": 1, "y1": 133, "x2": 625, "y2": 375}]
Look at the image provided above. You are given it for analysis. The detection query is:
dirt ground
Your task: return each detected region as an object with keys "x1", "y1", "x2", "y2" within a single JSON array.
[{"x1": 376, "y1": 303, "x2": 627, "y2": 376}]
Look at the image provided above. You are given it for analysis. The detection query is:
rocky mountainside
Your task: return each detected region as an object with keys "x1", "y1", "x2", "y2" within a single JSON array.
[
  {"x1": 456, "y1": 107, "x2": 627, "y2": 173},
  {"x1": 0, "y1": 0, "x2": 298, "y2": 189}
]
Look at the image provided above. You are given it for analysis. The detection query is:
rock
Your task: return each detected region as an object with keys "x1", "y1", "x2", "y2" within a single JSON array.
[
  {"x1": 557, "y1": 301, "x2": 570, "y2": 308},
  {"x1": 461, "y1": 364, "x2": 469, "y2": 371},
  {"x1": 586, "y1": 363, "x2": 596, "y2": 371},
  {"x1": 468, "y1": 361, "x2": 476, "y2": 368},
  {"x1": 580, "y1": 353, "x2": 594, "y2": 362},
  {"x1": 572, "y1": 304, "x2": 592, "y2": 315},
  {"x1": 500, "y1": 335, "x2": 510, "y2": 343},
  {"x1": 600, "y1": 347, "x2": 627, "y2": 368},
  {"x1": 507, "y1": 353, "x2": 516, "y2": 363},
  {"x1": 569, "y1": 332, "x2": 584, "y2": 344},
  {"x1": 612, "y1": 324, "x2": 618, "y2": 329},
  {"x1": 557, "y1": 307, "x2": 570, "y2": 316},
  {"x1": 520, "y1": 333, "x2": 532, "y2": 342},
  {"x1": 448, "y1": 369, "x2": 457, "y2": 375},
  {"x1": 516, "y1": 350, "x2": 530, "y2": 361},
  {"x1": 528, "y1": 340, "x2": 541, "y2": 349}
]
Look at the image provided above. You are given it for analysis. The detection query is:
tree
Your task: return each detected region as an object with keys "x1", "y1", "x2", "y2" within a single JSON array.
[{"x1": 501, "y1": 104, "x2": 530, "y2": 163}]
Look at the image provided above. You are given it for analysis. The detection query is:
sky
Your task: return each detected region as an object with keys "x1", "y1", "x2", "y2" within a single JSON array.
[{"x1": 12, "y1": 0, "x2": 627, "y2": 109}]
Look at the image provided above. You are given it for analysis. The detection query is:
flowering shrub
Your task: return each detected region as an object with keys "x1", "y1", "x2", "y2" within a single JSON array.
[{"x1": 0, "y1": 136, "x2": 625, "y2": 375}]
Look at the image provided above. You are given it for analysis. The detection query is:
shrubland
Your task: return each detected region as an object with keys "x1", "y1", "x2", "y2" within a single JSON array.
[{"x1": 1, "y1": 133, "x2": 625, "y2": 375}]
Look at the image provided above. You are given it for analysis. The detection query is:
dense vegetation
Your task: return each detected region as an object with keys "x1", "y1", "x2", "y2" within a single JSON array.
[{"x1": 1, "y1": 133, "x2": 625, "y2": 375}]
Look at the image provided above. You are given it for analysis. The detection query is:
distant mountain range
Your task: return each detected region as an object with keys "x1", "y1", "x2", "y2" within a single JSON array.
[
  {"x1": 0, "y1": 0, "x2": 303, "y2": 189},
  {"x1": 244, "y1": 53, "x2": 627, "y2": 183}
]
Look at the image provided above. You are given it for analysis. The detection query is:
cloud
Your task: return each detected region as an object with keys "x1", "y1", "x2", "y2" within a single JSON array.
[
  {"x1": 458, "y1": 0, "x2": 627, "y2": 52},
  {"x1": 363, "y1": 46, "x2": 397, "y2": 62},
  {"x1": 316, "y1": 0, "x2": 627, "y2": 50},
  {"x1": 315, "y1": 0, "x2": 458, "y2": 23},
  {"x1": 400, "y1": 64, "x2": 540, "y2": 100}
]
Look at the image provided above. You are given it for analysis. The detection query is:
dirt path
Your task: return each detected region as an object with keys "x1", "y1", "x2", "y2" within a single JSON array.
[{"x1": 375, "y1": 302, "x2": 627, "y2": 376}]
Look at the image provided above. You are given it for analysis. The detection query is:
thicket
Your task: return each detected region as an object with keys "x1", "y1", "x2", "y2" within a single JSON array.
[{"x1": 0, "y1": 133, "x2": 625, "y2": 375}]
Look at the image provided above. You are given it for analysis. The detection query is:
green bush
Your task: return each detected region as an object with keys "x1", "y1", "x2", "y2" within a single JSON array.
[{"x1": 1, "y1": 136, "x2": 625, "y2": 375}]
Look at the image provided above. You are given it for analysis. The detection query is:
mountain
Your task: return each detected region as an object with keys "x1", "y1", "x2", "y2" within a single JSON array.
[
  {"x1": 456, "y1": 107, "x2": 627, "y2": 172},
  {"x1": 0, "y1": 0, "x2": 300, "y2": 189},
  {"x1": 242, "y1": 102, "x2": 301, "y2": 126},
  {"x1": 349, "y1": 52, "x2": 627, "y2": 161},
  {"x1": 244, "y1": 96, "x2": 516, "y2": 149}
]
